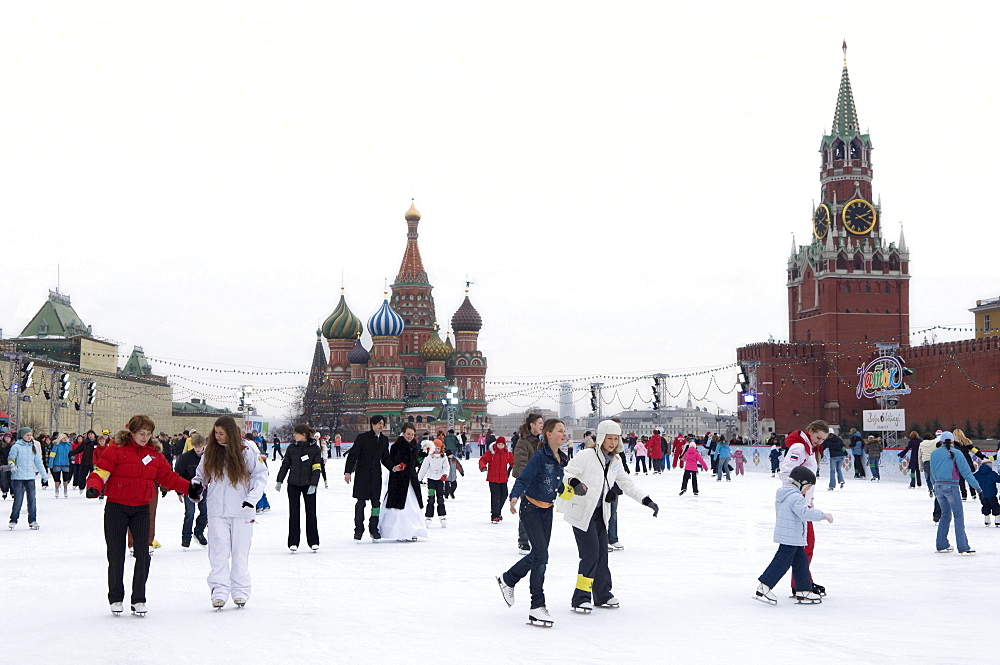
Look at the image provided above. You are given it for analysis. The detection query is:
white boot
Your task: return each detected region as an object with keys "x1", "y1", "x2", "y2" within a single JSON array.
[
  {"x1": 440, "y1": 517, "x2": 447, "y2": 528},
  {"x1": 755, "y1": 583, "x2": 777, "y2": 604}
]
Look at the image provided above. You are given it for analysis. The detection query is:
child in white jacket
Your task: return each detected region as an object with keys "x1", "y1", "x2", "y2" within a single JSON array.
[
  {"x1": 561, "y1": 420, "x2": 658, "y2": 612},
  {"x1": 418, "y1": 441, "x2": 450, "y2": 527},
  {"x1": 193, "y1": 416, "x2": 268, "y2": 609}
]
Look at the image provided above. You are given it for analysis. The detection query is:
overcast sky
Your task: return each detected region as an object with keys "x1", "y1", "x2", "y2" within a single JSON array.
[{"x1": 1, "y1": 2, "x2": 996, "y2": 420}]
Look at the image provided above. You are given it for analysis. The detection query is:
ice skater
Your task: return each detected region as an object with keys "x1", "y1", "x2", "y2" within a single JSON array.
[
  {"x1": 972, "y1": 456, "x2": 1000, "y2": 526},
  {"x1": 732, "y1": 447, "x2": 746, "y2": 476},
  {"x1": 445, "y1": 451, "x2": 464, "y2": 499},
  {"x1": 418, "y1": 440, "x2": 449, "y2": 527},
  {"x1": 755, "y1": 466, "x2": 833, "y2": 605},
  {"x1": 85, "y1": 416, "x2": 196, "y2": 616},
  {"x1": 780, "y1": 420, "x2": 829, "y2": 596},
  {"x1": 562, "y1": 420, "x2": 658, "y2": 613},
  {"x1": 8, "y1": 427, "x2": 48, "y2": 529},
  {"x1": 381, "y1": 423, "x2": 427, "y2": 541},
  {"x1": 344, "y1": 415, "x2": 392, "y2": 541},
  {"x1": 497, "y1": 419, "x2": 569, "y2": 627},
  {"x1": 275, "y1": 424, "x2": 323, "y2": 552},
  {"x1": 175, "y1": 433, "x2": 208, "y2": 548},
  {"x1": 48, "y1": 433, "x2": 73, "y2": 497},
  {"x1": 479, "y1": 436, "x2": 514, "y2": 523},
  {"x1": 679, "y1": 440, "x2": 708, "y2": 495},
  {"x1": 193, "y1": 415, "x2": 268, "y2": 609},
  {"x1": 930, "y1": 432, "x2": 980, "y2": 555}
]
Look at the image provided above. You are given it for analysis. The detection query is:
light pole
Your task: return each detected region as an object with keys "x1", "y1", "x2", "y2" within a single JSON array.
[{"x1": 441, "y1": 386, "x2": 459, "y2": 432}]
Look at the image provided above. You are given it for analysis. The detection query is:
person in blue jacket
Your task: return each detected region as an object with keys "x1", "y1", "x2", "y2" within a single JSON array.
[
  {"x1": 7, "y1": 427, "x2": 48, "y2": 529},
  {"x1": 48, "y1": 434, "x2": 73, "y2": 498},
  {"x1": 496, "y1": 418, "x2": 569, "y2": 627},
  {"x1": 715, "y1": 437, "x2": 732, "y2": 481},
  {"x1": 929, "y1": 432, "x2": 981, "y2": 554},
  {"x1": 972, "y1": 457, "x2": 1000, "y2": 527}
]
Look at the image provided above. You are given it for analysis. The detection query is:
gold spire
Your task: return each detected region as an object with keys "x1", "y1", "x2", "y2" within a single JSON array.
[{"x1": 405, "y1": 198, "x2": 421, "y2": 222}]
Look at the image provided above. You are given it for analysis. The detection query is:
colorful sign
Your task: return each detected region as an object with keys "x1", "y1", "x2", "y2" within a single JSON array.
[{"x1": 856, "y1": 356, "x2": 911, "y2": 399}]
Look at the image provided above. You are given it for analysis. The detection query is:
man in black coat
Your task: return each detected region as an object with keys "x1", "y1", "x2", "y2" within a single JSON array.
[{"x1": 344, "y1": 415, "x2": 392, "y2": 541}]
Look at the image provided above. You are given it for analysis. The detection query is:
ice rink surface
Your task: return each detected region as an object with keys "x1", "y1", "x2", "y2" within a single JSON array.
[{"x1": 4, "y1": 458, "x2": 980, "y2": 665}]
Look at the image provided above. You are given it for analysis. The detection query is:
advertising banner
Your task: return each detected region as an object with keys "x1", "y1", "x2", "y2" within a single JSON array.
[{"x1": 863, "y1": 409, "x2": 906, "y2": 431}]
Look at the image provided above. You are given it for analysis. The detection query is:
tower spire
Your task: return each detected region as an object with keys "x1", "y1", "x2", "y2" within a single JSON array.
[
  {"x1": 832, "y1": 42, "x2": 860, "y2": 137},
  {"x1": 395, "y1": 199, "x2": 429, "y2": 284}
]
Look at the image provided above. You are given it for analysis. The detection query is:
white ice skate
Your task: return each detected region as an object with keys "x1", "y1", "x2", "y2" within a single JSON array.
[
  {"x1": 596, "y1": 597, "x2": 620, "y2": 609},
  {"x1": 497, "y1": 576, "x2": 515, "y2": 607},
  {"x1": 527, "y1": 606, "x2": 553, "y2": 627},
  {"x1": 958, "y1": 549, "x2": 977, "y2": 556},
  {"x1": 793, "y1": 591, "x2": 822, "y2": 604},
  {"x1": 110, "y1": 602, "x2": 124, "y2": 616},
  {"x1": 609, "y1": 541, "x2": 624, "y2": 551},
  {"x1": 289, "y1": 545, "x2": 297, "y2": 552},
  {"x1": 571, "y1": 601, "x2": 593, "y2": 614},
  {"x1": 755, "y1": 583, "x2": 777, "y2": 605},
  {"x1": 29, "y1": 522, "x2": 39, "y2": 530},
  {"x1": 212, "y1": 598, "x2": 226, "y2": 610},
  {"x1": 310, "y1": 544, "x2": 319, "y2": 552},
  {"x1": 130, "y1": 603, "x2": 147, "y2": 616},
  {"x1": 234, "y1": 598, "x2": 247, "y2": 608},
  {"x1": 440, "y1": 517, "x2": 447, "y2": 528}
]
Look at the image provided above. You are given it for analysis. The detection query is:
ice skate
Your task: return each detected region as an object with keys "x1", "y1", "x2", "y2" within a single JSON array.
[
  {"x1": 936, "y1": 547, "x2": 953, "y2": 553},
  {"x1": 793, "y1": 591, "x2": 822, "y2": 604},
  {"x1": 130, "y1": 603, "x2": 147, "y2": 616},
  {"x1": 289, "y1": 545, "x2": 298, "y2": 552},
  {"x1": 212, "y1": 598, "x2": 226, "y2": 610},
  {"x1": 195, "y1": 533, "x2": 208, "y2": 547},
  {"x1": 354, "y1": 528, "x2": 364, "y2": 542},
  {"x1": 755, "y1": 583, "x2": 777, "y2": 605},
  {"x1": 958, "y1": 549, "x2": 976, "y2": 556},
  {"x1": 497, "y1": 576, "x2": 515, "y2": 607},
  {"x1": 8, "y1": 521, "x2": 14, "y2": 530},
  {"x1": 609, "y1": 541, "x2": 624, "y2": 551},
  {"x1": 440, "y1": 517, "x2": 447, "y2": 528},
  {"x1": 491, "y1": 517, "x2": 501, "y2": 524},
  {"x1": 110, "y1": 602, "x2": 124, "y2": 616},
  {"x1": 840, "y1": 481, "x2": 845, "y2": 488},
  {"x1": 597, "y1": 597, "x2": 620, "y2": 609},
  {"x1": 234, "y1": 598, "x2": 247, "y2": 608},
  {"x1": 425, "y1": 517, "x2": 432, "y2": 527},
  {"x1": 527, "y1": 606, "x2": 553, "y2": 627},
  {"x1": 679, "y1": 489, "x2": 686, "y2": 496},
  {"x1": 29, "y1": 522, "x2": 39, "y2": 530},
  {"x1": 310, "y1": 544, "x2": 319, "y2": 552},
  {"x1": 368, "y1": 517, "x2": 381, "y2": 541},
  {"x1": 987, "y1": 516, "x2": 992, "y2": 526},
  {"x1": 518, "y1": 546, "x2": 531, "y2": 556},
  {"x1": 811, "y1": 583, "x2": 827, "y2": 597},
  {"x1": 571, "y1": 601, "x2": 593, "y2": 614}
]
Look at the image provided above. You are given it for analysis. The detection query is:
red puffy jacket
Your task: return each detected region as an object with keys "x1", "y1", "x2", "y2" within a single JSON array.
[
  {"x1": 87, "y1": 438, "x2": 189, "y2": 506},
  {"x1": 479, "y1": 443, "x2": 514, "y2": 483},
  {"x1": 646, "y1": 434, "x2": 663, "y2": 459}
]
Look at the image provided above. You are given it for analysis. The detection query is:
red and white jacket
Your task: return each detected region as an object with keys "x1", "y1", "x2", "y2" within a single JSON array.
[{"x1": 779, "y1": 430, "x2": 817, "y2": 504}]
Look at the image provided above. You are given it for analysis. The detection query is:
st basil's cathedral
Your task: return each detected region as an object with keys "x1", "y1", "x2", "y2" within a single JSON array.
[{"x1": 303, "y1": 201, "x2": 489, "y2": 438}]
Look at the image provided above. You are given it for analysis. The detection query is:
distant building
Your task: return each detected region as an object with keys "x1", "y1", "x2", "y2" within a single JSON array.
[{"x1": 172, "y1": 398, "x2": 240, "y2": 435}]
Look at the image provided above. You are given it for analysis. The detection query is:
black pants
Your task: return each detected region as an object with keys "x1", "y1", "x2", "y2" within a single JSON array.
[
  {"x1": 319, "y1": 459, "x2": 327, "y2": 483},
  {"x1": 853, "y1": 456, "x2": 865, "y2": 477},
  {"x1": 287, "y1": 484, "x2": 319, "y2": 548},
  {"x1": 354, "y1": 498, "x2": 381, "y2": 535},
  {"x1": 425, "y1": 479, "x2": 447, "y2": 518},
  {"x1": 635, "y1": 456, "x2": 647, "y2": 473},
  {"x1": 681, "y1": 470, "x2": 699, "y2": 494},
  {"x1": 572, "y1": 507, "x2": 613, "y2": 607},
  {"x1": 981, "y1": 496, "x2": 1000, "y2": 516},
  {"x1": 73, "y1": 463, "x2": 90, "y2": 489},
  {"x1": 909, "y1": 467, "x2": 923, "y2": 487},
  {"x1": 105, "y1": 502, "x2": 151, "y2": 604},
  {"x1": 445, "y1": 480, "x2": 457, "y2": 499},
  {"x1": 959, "y1": 477, "x2": 976, "y2": 500},
  {"x1": 489, "y1": 481, "x2": 509, "y2": 519}
]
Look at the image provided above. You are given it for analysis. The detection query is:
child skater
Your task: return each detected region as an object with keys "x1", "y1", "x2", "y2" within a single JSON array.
[
  {"x1": 479, "y1": 436, "x2": 514, "y2": 523},
  {"x1": 679, "y1": 439, "x2": 709, "y2": 496},
  {"x1": 193, "y1": 415, "x2": 268, "y2": 609},
  {"x1": 445, "y1": 451, "x2": 465, "y2": 499},
  {"x1": 418, "y1": 440, "x2": 449, "y2": 527},
  {"x1": 755, "y1": 467, "x2": 833, "y2": 605},
  {"x1": 973, "y1": 457, "x2": 1000, "y2": 527},
  {"x1": 732, "y1": 447, "x2": 746, "y2": 476},
  {"x1": 769, "y1": 441, "x2": 782, "y2": 477}
]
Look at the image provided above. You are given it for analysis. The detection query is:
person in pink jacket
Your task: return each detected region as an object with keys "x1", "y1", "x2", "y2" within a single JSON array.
[
  {"x1": 633, "y1": 439, "x2": 648, "y2": 474},
  {"x1": 732, "y1": 448, "x2": 746, "y2": 476},
  {"x1": 679, "y1": 443, "x2": 709, "y2": 495}
]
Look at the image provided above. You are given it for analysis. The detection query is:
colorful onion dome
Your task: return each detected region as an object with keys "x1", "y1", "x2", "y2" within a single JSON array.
[
  {"x1": 420, "y1": 324, "x2": 452, "y2": 361},
  {"x1": 347, "y1": 336, "x2": 370, "y2": 365},
  {"x1": 322, "y1": 290, "x2": 363, "y2": 340},
  {"x1": 368, "y1": 295, "x2": 405, "y2": 337},
  {"x1": 451, "y1": 292, "x2": 482, "y2": 332}
]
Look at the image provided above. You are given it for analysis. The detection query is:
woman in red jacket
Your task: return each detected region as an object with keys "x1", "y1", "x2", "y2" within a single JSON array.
[
  {"x1": 480, "y1": 437, "x2": 515, "y2": 523},
  {"x1": 86, "y1": 415, "x2": 200, "y2": 617},
  {"x1": 646, "y1": 431, "x2": 664, "y2": 474}
]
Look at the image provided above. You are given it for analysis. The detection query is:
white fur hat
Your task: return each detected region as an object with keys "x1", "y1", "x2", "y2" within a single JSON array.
[{"x1": 596, "y1": 420, "x2": 623, "y2": 452}]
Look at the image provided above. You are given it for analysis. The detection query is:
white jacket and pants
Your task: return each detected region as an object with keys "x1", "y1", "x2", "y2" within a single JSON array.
[
  {"x1": 193, "y1": 443, "x2": 268, "y2": 603},
  {"x1": 562, "y1": 446, "x2": 648, "y2": 607}
]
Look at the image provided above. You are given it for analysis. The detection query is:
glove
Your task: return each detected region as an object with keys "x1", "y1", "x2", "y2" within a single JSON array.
[
  {"x1": 392, "y1": 463, "x2": 406, "y2": 472},
  {"x1": 86, "y1": 487, "x2": 100, "y2": 499},
  {"x1": 642, "y1": 496, "x2": 659, "y2": 517},
  {"x1": 480, "y1": 467, "x2": 487, "y2": 472},
  {"x1": 824, "y1": 513, "x2": 834, "y2": 523},
  {"x1": 242, "y1": 501, "x2": 254, "y2": 509},
  {"x1": 188, "y1": 482, "x2": 203, "y2": 501},
  {"x1": 568, "y1": 478, "x2": 588, "y2": 496},
  {"x1": 307, "y1": 485, "x2": 316, "y2": 495},
  {"x1": 605, "y1": 482, "x2": 623, "y2": 502},
  {"x1": 275, "y1": 482, "x2": 283, "y2": 492},
  {"x1": 440, "y1": 475, "x2": 448, "y2": 482},
  {"x1": 41, "y1": 481, "x2": 48, "y2": 488}
]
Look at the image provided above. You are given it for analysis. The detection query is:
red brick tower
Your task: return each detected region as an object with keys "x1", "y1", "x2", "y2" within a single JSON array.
[{"x1": 448, "y1": 287, "x2": 488, "y2": 417}]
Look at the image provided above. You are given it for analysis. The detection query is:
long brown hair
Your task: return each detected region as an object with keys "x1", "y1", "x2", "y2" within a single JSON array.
[{"x1": 202, "y1": 416, "x2": 250, "y2": 487}]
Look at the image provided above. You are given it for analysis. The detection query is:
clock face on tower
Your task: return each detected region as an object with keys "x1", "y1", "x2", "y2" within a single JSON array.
[
  {"x1": 842, "y1": 199, "x2": 877, "y2": 235},
  {"x1": 813, "y1": 204, "x2": 831, "y2": 240}
]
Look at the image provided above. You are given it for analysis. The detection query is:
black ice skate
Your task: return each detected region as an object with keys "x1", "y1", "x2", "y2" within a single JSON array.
[
  {"x1": 527, "y1": 606, "x2": 553, "y2": 627},
  {"x1": 811, "y1": 583, "x2": 826, "y2": 597}
]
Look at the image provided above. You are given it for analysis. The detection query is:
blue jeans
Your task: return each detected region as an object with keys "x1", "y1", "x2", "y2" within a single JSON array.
[
  {"x1": 716, "y1": 458, "x2": 731, "y2": 480},
  {"x1": 935, "y1": 483, "x2": 970, "y2": 552},
  {"x1": 608, "y1": 499, "x2": 618, "y2": 544},
  {"x1": 923, "y1": 461, "x2": 934, "y2": 494},
  {"x1": 182, "y1": 496, "x2": 208, "y2": 540},
  {"x1": 759, "y1": 544, "x2": 812, "y2": 592},
  {"x1": 829, "y1": 456, "x2": 845, "y2": 488},
  {"x1": 869, "y1": 456, "x2": 881, "y2": 479},
  {"x1": 504, "y1": 500, "x2": 553, "y2": 608},
  {"x1": 9, "y1": 479, "x2": 37, "y2": 524}
]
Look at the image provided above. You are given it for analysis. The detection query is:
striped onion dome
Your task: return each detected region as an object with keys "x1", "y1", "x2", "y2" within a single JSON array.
[
  {"x1": 420, "y1": 324, "x2": 452, "y2": 361},
  {"x1": 451, "y1": 293, "x2": 482, "y2": 332},
  {"x1": 347, "y1": 336, "x2": 370, "y2": 364},
  {"x1": 321, "y1": 290, "x2": 363, "y2": 340},
  {"x1": 368, "y1": 295, "x2": 405, "y2": 337}
]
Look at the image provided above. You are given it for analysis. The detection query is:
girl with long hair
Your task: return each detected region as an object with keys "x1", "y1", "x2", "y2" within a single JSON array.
[
  {"x1": 929, "y1": 431, "x2": 980, "y2": 554},
  {"x1": 193, "y1": 415, "x2": 268, "y2": 609}
]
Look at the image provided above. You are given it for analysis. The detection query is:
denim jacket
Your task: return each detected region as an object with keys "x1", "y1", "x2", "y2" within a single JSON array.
[{"x1": 510, "y1": 444, "x2": 567, "y2": 503}]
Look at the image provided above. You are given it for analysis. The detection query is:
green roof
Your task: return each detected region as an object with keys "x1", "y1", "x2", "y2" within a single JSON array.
[
  {"x1": 122, "y1": 347, "x2": 153, "y2": 377},
  {"x1": 19, "y1": 291, "x2": 90, "y2": 337}
]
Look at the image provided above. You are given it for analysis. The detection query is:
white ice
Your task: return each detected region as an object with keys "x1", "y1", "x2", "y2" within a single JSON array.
[{"x1": 3, "y1": 458, "x2": 979, "y2": 664}]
